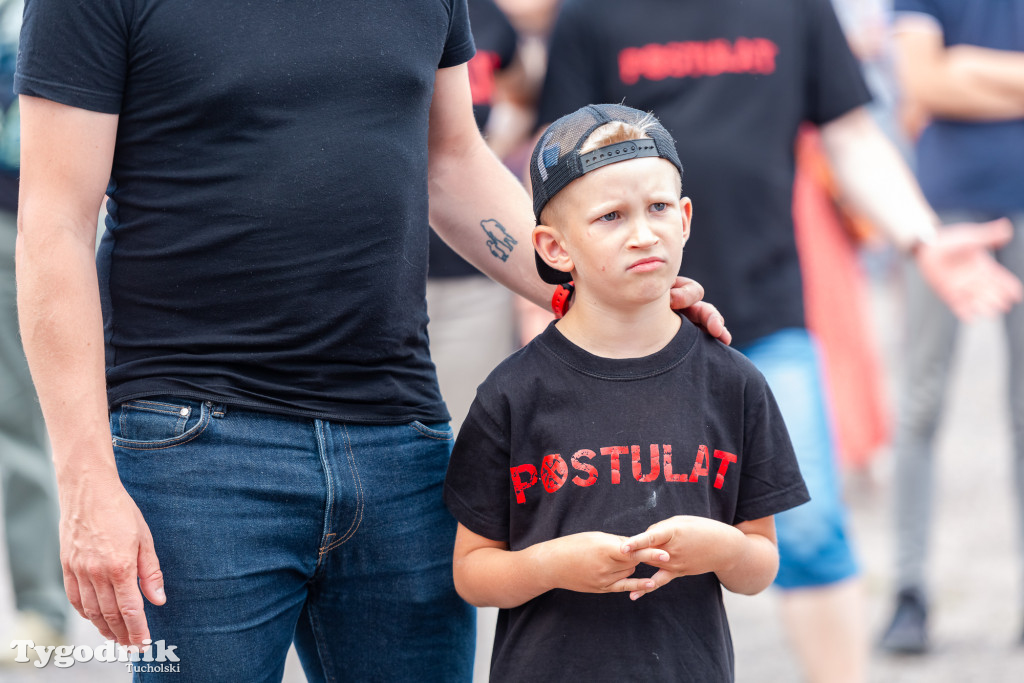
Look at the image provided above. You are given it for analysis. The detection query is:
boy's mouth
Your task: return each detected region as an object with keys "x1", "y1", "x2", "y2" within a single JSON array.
[{"x1": 628, "y1": 257, "x2": 665, "y2": 272}]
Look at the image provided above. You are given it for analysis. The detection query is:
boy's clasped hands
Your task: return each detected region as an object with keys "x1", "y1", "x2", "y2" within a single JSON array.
[{"x1": 537, "y1": 515, "x2": 747, "y2": 601}]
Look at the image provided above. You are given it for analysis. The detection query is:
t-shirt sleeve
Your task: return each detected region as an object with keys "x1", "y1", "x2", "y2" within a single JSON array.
[
  {"x1": 800, "y1": 0, "x2": 873, "y2": 125},
  {"x1": 440, "y1": 0, "x2": 477, "y2": 68},
  {"x1": 16, "y1": 0, "x2": 130, "y2": 114},
  {"x1": 444, "y1": 382, "x2": 513, "y2": 542},
  {"x1": 536, "y1": 0, "x2": 604, "y2": 126},
  {"x1": 732, "y1": 373, "x2": 810, "y2": 524}
]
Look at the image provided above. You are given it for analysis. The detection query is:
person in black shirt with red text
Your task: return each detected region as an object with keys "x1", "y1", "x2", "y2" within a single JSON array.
[
  {"x1": 445, "y1": 104, "x2": 810, "y2": 682},
  {"x1": 538, "y1": 2, "x2": 1023, "y2": 681}
]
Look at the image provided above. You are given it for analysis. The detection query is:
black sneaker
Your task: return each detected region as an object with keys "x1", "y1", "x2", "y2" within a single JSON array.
[{"x1": 880, "y1": 588, "x2": 929, "y2": 654}]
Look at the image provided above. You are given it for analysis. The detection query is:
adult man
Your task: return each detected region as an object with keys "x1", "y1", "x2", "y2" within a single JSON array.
[
  {"x1": 14, "y1": 0, "x2": 730, "y2": 680},
  {"x1": 13, "y1": 0, "x2": 731, "y2": 679},
  {"x1": 881, "y1": 0, "x2": 1024, "y2": 653},
  {"x1": 537, "y1": 0, "x2": 1022, "y2": 681}
]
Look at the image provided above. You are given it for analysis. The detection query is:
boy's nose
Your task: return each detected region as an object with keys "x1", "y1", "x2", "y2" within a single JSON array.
[{"x1": 629, "y1": 218, "x2": 659, "y2": 246}]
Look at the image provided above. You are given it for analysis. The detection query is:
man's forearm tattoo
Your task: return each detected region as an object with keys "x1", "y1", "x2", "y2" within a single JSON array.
[{"x1": 481, "y1": 218, "x2": 517, "y2": 262}]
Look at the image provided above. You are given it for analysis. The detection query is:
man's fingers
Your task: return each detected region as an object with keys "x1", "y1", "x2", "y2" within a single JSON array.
[
  {"x1": 677, "y1": 300, "x2": 733, "y2": 345},
  {"x1": 111, "y1": 566, "x2": 151, "y2": 649},
  {"x1": 138, "y1": 533, "x2": 167, "y2": 607},
  {"x1": 62, "y1": 565, "x2": 85, "y2": 619},
  {"x1": 91, "y1": 573, "x2": 131, "y2": 646},
  {"x1": 973, "y1": 218, "x2": 1014, "y2": 250},
  {"x1": 77, "y1": 578, "x2": 117, "y2": 642},
  {"x1": 669, "y1": 276, "x2": 704, "y2": 309}
]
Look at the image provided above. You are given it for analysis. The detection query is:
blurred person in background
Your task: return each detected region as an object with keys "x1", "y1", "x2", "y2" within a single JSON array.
[
  {"x1": 537, "y1": 0, "x2": 1023, "y2": 681},
  {"x1": 880, "y1": 0, "x2": 1024, "y2": 654},
  {"x1": 0, "y1": 0, "x2": 68, "y2": 664}
]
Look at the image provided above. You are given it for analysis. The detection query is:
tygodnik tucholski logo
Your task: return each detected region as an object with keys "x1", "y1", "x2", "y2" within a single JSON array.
[{"x1": 8, "y1": 638, "x2": 180, "y2": 672}]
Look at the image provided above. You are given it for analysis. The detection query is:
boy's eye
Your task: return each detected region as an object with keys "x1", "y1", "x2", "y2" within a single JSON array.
[
  {"x1": 650, "y1": 202, "x2": 667, "y2": 212},
  {"x1": 598, "y1": 211, "x2": 619, "y2": 222}
]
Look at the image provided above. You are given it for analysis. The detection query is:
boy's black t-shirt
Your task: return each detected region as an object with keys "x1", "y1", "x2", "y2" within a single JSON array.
[
  {"x1": 16, "y1": 0, "x2": 474, "y2": 423},
  {"x1": 538, "y1": 0, "x2": 872, "y2": 348},
  {"x1": 444, "y1": 318, "x2": 809, "y2": 682}
]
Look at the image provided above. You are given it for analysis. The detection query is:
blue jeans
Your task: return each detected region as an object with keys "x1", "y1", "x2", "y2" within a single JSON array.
[
  {"x1": 739, "y1": 329, "x2": 860, "y2": 589},
  {"x1": 111, "y1": 397, "x2": 474, "y2": 682}
]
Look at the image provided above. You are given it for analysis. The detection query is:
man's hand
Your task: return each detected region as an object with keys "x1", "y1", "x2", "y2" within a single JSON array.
[
  {"x1": 670, "y1": 277, "x2": 732, "y2": 345},
  {"x1": 535, "y1": 531, "x2": 665, "y2": 595},
  {"x1": 621, "y1": 516, "x2": 744, "y2": 600},
  {"x1": 914, "y1": 218, "x2": 1023, "y2": 321},
  {"x1": 60, "y1": 471, "x2": 165, "y2": 650}
]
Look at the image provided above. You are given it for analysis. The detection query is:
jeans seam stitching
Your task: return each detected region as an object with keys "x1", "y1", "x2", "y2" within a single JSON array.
[
  {"x1": 111, "y1": 406, "x2": 211, "y2": 450},
  {"x1": 411, "y1": 421, "x2": 453, "y2": 441},
  {"x1": 314, "y1": 420, "x2": 335, "y2": 567},
  {"x1": 320, "y1": 424, "x2": 363, "y2": 554}
]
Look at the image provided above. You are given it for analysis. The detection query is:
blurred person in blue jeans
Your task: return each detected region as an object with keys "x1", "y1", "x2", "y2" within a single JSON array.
[
  {"x1": 538, "y1": 0, "x2": 1023, "y2": 680},
  {"x1": 12, "y1": 0, "x2": 727, "y2": 681},
  {"x1": 881, "y1": 0, "x2": 1024, "y2": 653},
  {"x1": 0, "y1": 0, "x2": 68, "y2": 664}
]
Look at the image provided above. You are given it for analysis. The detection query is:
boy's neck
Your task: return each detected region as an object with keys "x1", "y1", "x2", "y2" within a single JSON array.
[{"x1": 554, "y1": 292, "x2": 682, "y2": 359}]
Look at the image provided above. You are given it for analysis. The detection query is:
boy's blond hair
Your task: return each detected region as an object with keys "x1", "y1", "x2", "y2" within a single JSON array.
[{"x1": 578, "y1": 116, "x2": 656, "y2": 154}]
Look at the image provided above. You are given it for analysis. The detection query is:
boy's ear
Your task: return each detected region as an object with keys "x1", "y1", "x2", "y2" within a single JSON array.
[
  {"x1": 532, "y1": 224, "x2": 575, "y2": 278},
  {"x1": 679, "y1": 197, "x2": 693, "y2": 244}
]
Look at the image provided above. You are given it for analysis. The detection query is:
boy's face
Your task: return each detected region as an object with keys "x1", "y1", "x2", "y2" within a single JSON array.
[{"x1": 534, "y1": 156, "x2": 691, "y2": 309}]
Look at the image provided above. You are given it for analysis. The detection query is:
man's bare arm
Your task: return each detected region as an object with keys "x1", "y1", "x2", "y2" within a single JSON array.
[
  {"x1": 17, "y1": 94, "x2": 164, "y2": 650},
  {"x1": 820, "y1": 107, "x2": 1023, "y2": 320},
  {"x1": 895, "y1": 18, "x2": 1024, "y2": 121}
]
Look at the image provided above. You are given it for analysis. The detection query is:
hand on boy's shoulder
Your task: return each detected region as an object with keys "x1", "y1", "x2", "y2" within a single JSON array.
[{"x1": 670, "y1": 276, "x2": 732, "y2": 345}]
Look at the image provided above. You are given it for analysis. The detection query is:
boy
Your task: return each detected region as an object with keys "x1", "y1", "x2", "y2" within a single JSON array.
[{"x1": 443, "y1": 104, "x2": 809, "y2": 681}]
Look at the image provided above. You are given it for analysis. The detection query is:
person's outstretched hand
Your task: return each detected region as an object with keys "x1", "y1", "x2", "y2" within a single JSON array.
[
  {"x1": 915, "y1": 218, "x2": 1023, "y2": 320},
  {"x1": 670, "y1": 276, "x2": 732, "y2": 345},
  {"x1": 60, "y1": 471, "x2": 166, "y2": 650}
]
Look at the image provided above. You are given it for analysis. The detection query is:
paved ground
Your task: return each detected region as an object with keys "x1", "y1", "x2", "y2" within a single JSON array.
[{"x1": 2, "y1": 270, "x2": 1022, "y2": 681}]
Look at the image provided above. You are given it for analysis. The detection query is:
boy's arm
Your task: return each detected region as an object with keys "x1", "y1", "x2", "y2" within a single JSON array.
[
  {"x1": 621, "y1": 515, "x2": 778, "y2": 598},
  {"x1": 452, "y1": 523, "x2": 663, "y2": 609}
]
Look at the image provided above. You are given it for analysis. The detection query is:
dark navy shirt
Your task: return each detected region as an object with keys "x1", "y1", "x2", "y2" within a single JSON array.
[
  {"x1": 894, "y1": 0, "x2": 1024, "y2": 213},
  {"x1": 17, "y1": 0, "x2": 475, "y2": 423}
]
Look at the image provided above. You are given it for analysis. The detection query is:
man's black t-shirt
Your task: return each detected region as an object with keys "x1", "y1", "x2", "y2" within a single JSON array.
[
  {"x1": 429, "y1": 0, "x2": 518, "y2": 280},
  {"x1": 16, "y1": 0, "x2": 475, "y2": 423},
  {"x1": 444, "y1": 318, "x2": 809, "y2": 682},
  {"x1": 538, "y1": 0, "x2": 871, "y2": 347}
]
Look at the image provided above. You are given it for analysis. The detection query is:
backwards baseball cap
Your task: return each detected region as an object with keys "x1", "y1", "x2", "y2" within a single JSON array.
[{"x1": 530, "y1": 103, "x2": 684, "y2": 285}]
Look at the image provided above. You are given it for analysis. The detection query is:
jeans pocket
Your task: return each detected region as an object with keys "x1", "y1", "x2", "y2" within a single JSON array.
[
  {"x1": 112, "y1": 397, "x2": 212, "y2": 451},
  {"x1": 408, "y1": 420, "x2": 454, "y2": 441}
]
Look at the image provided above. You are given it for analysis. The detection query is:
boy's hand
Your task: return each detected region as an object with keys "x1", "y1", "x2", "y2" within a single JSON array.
[
  {"x1": 620, "y1": 516, "x2": 744, "y2": 600},
  {"x1": 536, "y1": 531, "x2": 668, "y2": 595},
  {"x1": 669, "y1": 277, "x2": 732, "y2": 345}
]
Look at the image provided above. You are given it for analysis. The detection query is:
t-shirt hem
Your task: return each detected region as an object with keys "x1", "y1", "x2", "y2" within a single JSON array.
[
  {"x1": 14, "y1": 73, "x2": 122, "y2": 114},
  {"x1": 107, "y1": 387, "x2": 451, "y2": 426}
]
